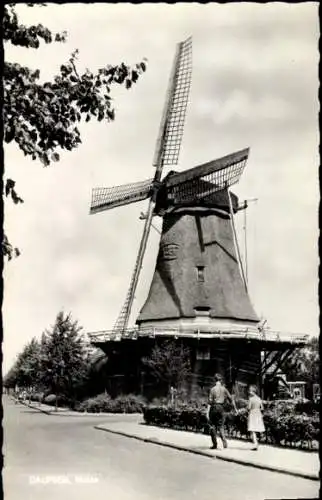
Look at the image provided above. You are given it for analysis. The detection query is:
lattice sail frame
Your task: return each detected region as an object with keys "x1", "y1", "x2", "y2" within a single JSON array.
[
  {"x1": 112, "y1": 37, "x2": 193, "y2": 334},
  {"x1": 89, "y1": 37, "x2": 193, "y2": 217},
  {"x1": 152, "y1": 37, "x2": 192, "y2": 172},
  {"x1": 158, "y1": 37, "x2": 192, "y2": 167},
  {"x1": 90, "y1": 178, "x2": 153, "y2": 214},
  {"x1": 165, "y1": 148, "x2": 249, "y2": 205}
]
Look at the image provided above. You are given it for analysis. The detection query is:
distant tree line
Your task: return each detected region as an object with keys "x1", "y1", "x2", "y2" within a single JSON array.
[
  {"x1": 3, "y1": 311, "x2": 102, "y2": 408},
  {"x1": 3, "y1": 311, "x2": 192, "y2": 407}
]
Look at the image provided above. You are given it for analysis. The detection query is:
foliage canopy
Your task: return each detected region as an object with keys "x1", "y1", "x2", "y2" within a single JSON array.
[{"x1": 3, "y1": 3, "x2": 147, "y2": 258}]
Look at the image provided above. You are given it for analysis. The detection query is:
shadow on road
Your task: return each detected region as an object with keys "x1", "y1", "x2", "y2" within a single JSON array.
[{"x1": 21, "y1": 410, "x2": 50, "y2": 414}]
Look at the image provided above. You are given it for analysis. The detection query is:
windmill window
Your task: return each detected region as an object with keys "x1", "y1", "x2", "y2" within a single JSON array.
[{"x1": 197, "y1": 266, "x2": 205, "y2": 282}]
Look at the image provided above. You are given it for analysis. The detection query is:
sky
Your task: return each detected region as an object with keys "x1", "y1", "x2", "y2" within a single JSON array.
[{"x1": 3, "y1": 2, "x2": 319, "y2": 373}]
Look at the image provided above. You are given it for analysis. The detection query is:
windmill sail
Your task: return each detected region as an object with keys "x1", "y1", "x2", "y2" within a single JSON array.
[
  {"x1": 90, "y1": 179, "x2": 153, "y2": 214},
  {"x1": 153, "y1": 36, "x2": 192, "y2": 172},
  {"x1": 165, "y1": 148, "x2": 249, "y2": 205},
  {"x1": 113, "y1": 37, "x2": 193, "y2": 333}
]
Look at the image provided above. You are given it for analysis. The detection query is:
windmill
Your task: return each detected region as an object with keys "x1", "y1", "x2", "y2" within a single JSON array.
[
  {"x1": 90, "y1": 37, "x2": 258, "y2": 336},
  {"x1": 89, "y1": 38, "x2": 309, "y2": 397}
]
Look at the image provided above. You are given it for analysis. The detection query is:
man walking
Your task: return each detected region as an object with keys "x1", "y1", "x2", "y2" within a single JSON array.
[{"x1": 207, "y1": 373, "x2": 237, "y2": 449}]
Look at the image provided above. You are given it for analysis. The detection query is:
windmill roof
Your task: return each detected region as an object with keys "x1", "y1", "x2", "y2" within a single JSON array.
[{"x1": 155, "y1": 182, "x2": 239, "y2": 214}]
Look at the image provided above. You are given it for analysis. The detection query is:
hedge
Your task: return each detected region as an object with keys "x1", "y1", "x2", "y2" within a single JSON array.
[
  {"x1": 143, "y1": 405, "x2": 319, "y2": 450},
  {"x1": 294, "y1": 400, "x2": 320, "y2": 415},
  {"x1": 76, "y1": 393, "x2": 146, "y2": 413}
]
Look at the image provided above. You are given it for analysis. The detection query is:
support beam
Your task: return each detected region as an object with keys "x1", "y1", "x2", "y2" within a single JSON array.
[
  {"x1": 261, "y1": 350, "x2": 284, "y2": 376},
  {"x1": 228, "y1": 351, "x2": 233, "y2": 389},
  {"x1": 259, "y1": 349, "x2": 271, "y2": 397},
  {"x1": 228, "y1": 189, "x2": 248, "y2": 292},
  {"x1": 269, "y1": 348, "x2": 297, "y2": 378},
  {"x1": 230, "y1": 341, "x2": 250, "y2": 386},
  {"x1": 260, "y1": 349, "x2": 271, "y2": 374}
]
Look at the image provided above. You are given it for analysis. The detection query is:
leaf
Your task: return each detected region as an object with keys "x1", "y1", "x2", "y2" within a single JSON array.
[
  {"x1": 55, "y1": 32, "x2": 67, "y2": 42},
  {"x1": 40, "y1": 153, "x2": 50, "y2": 166},
  {"x1": 2, "y1": 7, "x2": 147, "y2": 263},
  {"x1": 131, "y1": 70, "x2": 138, "y2": 83},
  {"x1": 4, "y1": 126, "x2": 15, "y2": 143},
  {"x1": 5, "y1": 178, "x2": 15, "y2": 197},
  {"x1": 11, "y1": 190, "x2": 24, "y2": 204},
  {"x1": 51, "y1": 152, "x2": 60, "y2": 162},
  {"x1": 106, "y1": 109, "x2": 115, "y2": 121}
]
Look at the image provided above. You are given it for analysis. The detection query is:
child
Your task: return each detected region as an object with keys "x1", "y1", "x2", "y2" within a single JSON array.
[{"x1": 247, "y1": 385, "x2": 265, "y2": 450}]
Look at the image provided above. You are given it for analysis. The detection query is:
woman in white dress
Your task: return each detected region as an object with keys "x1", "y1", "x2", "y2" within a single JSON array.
[{"x1": 247, "y1": 385, "x2": 265, "y2": 450}]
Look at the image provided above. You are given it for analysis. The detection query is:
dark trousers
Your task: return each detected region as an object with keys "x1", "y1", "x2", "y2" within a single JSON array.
[{"x1": 209, "y1": 404, "x2": 227, "y2": 447}]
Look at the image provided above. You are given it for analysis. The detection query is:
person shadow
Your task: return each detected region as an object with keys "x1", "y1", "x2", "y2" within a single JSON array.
[{"x1": 195, "y1": 444, "x2": 250, "y2": 451}]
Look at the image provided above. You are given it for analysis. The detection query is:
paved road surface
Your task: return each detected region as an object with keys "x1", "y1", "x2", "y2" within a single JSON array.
[{"x1": 3, "y1": 396, "x2": 319, "y2": 500}]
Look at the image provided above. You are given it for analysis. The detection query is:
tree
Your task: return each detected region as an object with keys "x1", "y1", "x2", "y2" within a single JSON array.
[
  {"x1": 264, "y1": 337, "x2": 320, "y2": 400},
  {"x1": 4, "y1": 337, "x2": 42, "y2": 390},
  {"x1": 3, "y1": 364, "x2": 19, "y2": 390},
  {"x1": 3, "y1": 3, "x2": 147, "y2": 258},
  {"x1": 283, "y1": 337, "x2": 319, "y2": 386},
  {"x1": 142, "y1": 340, "x2": 191, "y2": 392},
  {"x1": 40, "y1": 311, "x2": 88, "y2": 409},
  {"x1": 83, "y1": 350, "x2": 110, "y2": 397}
]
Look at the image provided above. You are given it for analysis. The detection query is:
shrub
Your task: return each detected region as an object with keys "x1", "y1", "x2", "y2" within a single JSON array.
[
  {"x1": 174, "y1": 386, "x2": 209, "y2": 408},
  {"x1": 29, "y1": 392, "x2": 44, "y2": 402},
  {"x1": 76, "y1": 393, "x2": 112, "y2": 413},
  {"x1": 150, "y1": 396, "x2": 169, "y2": 407},
  {"x1": 43, "y1": 394, "x2": 67, "y2": 406},
  {"x1": 263, "y1": 400, "x2": 297, "y2": 414},
  {"x1": 156, "y1": 390, "x2": 247, "y2": 412},
  {"x1": 143, "y1": 406, "x2": 208, "y2": 433},
  {"x1": 143, "y1": 405, "x2": 319, "y2": 450},
  {"x1": 226, "y1": 408, "x2": 248, "y2": 437},
  {"x1": 43, "y1": 394, "x2": 57, "y2": 405},
  {"x1": 104, "y1": 394, "x2": 146, "y2": 414},
  {"x1": 295, "y1": 400, "x2": 320, "y2": 415},
  {"x1": 76, "y1": 393, "x2": 146, "y2": 413},
  {"x1": 235, "y1": 398, "x2": 249, "y2": 409}
]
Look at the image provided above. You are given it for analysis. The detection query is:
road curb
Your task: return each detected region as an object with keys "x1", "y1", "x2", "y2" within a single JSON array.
[
  {"x1": 19, "y1": 400, "x2": 142, "y2": 418},
  {"x1": 94, "y1": 425, "x2": 319, "y2": 482},
  {"x1": 19, "y1": 400, "x2": 53, "y2": 415},
  {"x1": 94, "y1": 425, "x2": 216, "y2": 458}
]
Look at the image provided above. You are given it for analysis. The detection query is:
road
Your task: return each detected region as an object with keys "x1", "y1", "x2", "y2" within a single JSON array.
[{"x1": 3, "y1": 396, "x2": 319, "y2": 500}]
